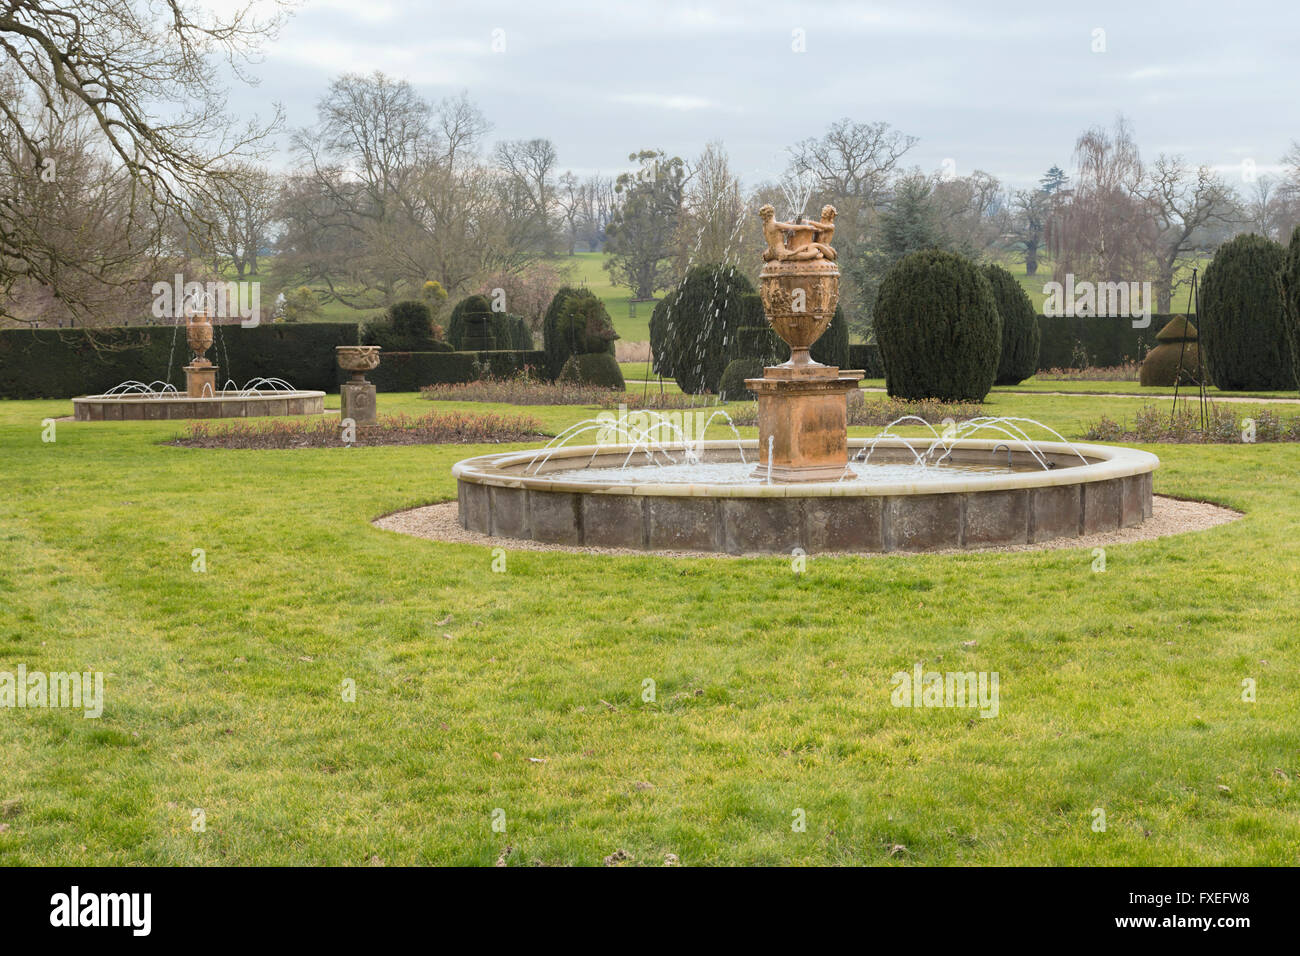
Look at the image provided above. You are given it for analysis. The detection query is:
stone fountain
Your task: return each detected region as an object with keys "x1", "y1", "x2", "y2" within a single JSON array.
[
  {"x1": 71, "y1": 298, "x2": 325, "y2": 420},
  {"x1": 746, "y1": 204, "x2": 862, "y2": 481},
  {"x1": 449, "y1": 204, "x2": 1159, "y2": 554}
]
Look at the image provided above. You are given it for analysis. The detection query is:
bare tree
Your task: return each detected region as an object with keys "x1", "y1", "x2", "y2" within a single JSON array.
[
  {"x1": 1140, "y1": 154, "x2": 1239, "y2": 310},
  {"x1": 0, "y1": 0, "x2": 286, "y2": 321},
  {"x1": 209, "y1": 163, "x2": 278, "y2": 276},
  {"x1": 493, "y1": 137, "x2": 559, "y2": 256},
  {"x1": 675, "y1": 141, "x2": 748, "y2": 272},
  {"x1": 787, "y1": 119, "x2": 918, "y2": 208},
  {"x1": 1005, "y1": 187, "x2": 1052, "y2": 275},
  {"x1": 1047, "y1": 119, "x2": 1153, "y2": 294}
]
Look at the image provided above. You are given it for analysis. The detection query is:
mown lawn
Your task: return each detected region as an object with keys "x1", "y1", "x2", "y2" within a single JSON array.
[{"x1": 0, "y1": 389, "x2": 1297, "y2": 865}]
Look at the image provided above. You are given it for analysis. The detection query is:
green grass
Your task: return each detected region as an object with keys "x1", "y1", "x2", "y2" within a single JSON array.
[{"x1": 2, "y1": 389, "x2": 1299, "y2": 865}]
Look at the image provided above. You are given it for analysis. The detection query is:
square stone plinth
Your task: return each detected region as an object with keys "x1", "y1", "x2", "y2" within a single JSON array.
[
  {"x1": 341, "y1": 381, "x2": 377, "y2": 424},
  {"x1": 745, "y1": 368, "x2": 863, "y2": 483},
  {"x1": 185, "y1": 365, "x2": 217, "y2": 398}
]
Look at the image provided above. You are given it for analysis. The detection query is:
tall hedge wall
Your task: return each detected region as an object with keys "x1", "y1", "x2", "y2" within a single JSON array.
[
  {"x1": 1035, "y1": 315, "x2": 1171, "y2": 371},
  {"x1": 362, "y1": 350, "x2": 546, "y2": 391},
  {"x1": 0, "y1": 323, "x2": 360, "y2": 399},
  {"x1": 0, "y1": 325, "x2": 547, "y2": 399}
]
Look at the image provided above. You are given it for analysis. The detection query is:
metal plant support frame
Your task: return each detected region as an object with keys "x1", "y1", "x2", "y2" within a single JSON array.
[{"x1": 1170, "y1": 269, "x2": 1210, "y2": 428}]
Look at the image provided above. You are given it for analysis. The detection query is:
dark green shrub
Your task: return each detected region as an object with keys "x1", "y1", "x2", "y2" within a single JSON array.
[
  {"x1": 718, "y1": 357, "x2": 763, "y2": 401},
  {"x1": 874, "y1": 250, "x2": 1002, "y2": 401},
  {"x1": 732, "y1": 323, "x2": 783, "y2": 366},
  {"x1": 558, "y1": 352, "x2": 625, "y2": 389},
  {"x1": 982, "y1": 264, "x2": 1041, "y2": 385},
  {"x1": 848, "y1": 343, "x2": 884, "y2": 378},
  {"x1": 1200, "y1": 233, "x2": 1292, "y2": 390},
  {"x1": 649, "y1": 293, "x2": 678, "y2": 377},
  {"x1": 447, "y1": 294, "x2": 492, "y2": 350},
  {"x1": 362, "y1": 299, "x2": 443, "y2": 352},
  {"x1": 489, "y1": 313, "x2": 533, "y2": 350},
  {"x1": 390, "y1": 299, "x2": 432, "y2": 339},
  {"x1": 1280, "y1": 225, "x2": 1300, "y2": 393},
  {"x1": 462, "y1": 316, "x2": 496, "y2": 351},
  {"x1": 667, "y1": 264, "x2": 756, "y2": 394},
  {"x1": 809, "y1": 305, "x2": 850, "y2": 368},
  {"x1": 543, "y1": 287, "x2": 616, "y2": 379}
]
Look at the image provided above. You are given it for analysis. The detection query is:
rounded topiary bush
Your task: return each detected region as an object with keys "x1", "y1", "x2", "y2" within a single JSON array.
[
  {"x1": 558, "y1": 352, "x2": 625, "y2": 389},
  {"x1": 544, "y1": 287, "x2": 615, "y2": 379},
  {"x1": 1279, "y1": 225, "x2": 1300, "y2": 393},
  {"x1": 1200, "y1": 233, "x2": 1292, "y2": 390},
  {"x1": 875, "y1": 250, "x2": 1002, "y2": 401},
  {"x1": 666, "y1": 264, "x2": 755, "y2": 394},
  {"x1": 1139, "y1": 315, "x2": 1202, "y2": 386},
  {"x1": 361, "y1": 299, "x2": 444, "y2": 351},
  {"x1": 448, "y1": 294, "x2": 493, "y2": 350},
  {"x1": 718, "y1": 357, "x2": 763, "y2": 401},
  {"x1": 982, "y1": 263, "x2": 1041, "y2": 385}
]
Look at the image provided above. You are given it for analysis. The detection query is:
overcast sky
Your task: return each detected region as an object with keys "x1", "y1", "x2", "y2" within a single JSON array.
[{"x1": 230, "y1": 0, "x2": 1299, "y2": 189}]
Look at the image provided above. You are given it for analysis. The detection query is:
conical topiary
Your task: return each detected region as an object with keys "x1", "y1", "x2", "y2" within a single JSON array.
[{"x1": 1139, "y1": 315, "x2": 1201, "y2": 386}]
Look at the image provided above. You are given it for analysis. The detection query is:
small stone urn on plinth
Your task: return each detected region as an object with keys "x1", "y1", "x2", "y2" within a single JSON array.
[
  {"x1": 336, "y1": 345, "x2": 381, "y2": 425},
  {"x1": 745, "y1": 204, "x2": 863, "y2": 481},
  {"x1": 184, "y1": 311, "x2": 219, "y2": 398}
]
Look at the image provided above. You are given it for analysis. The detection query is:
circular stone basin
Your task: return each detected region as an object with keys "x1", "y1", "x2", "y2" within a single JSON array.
[
  {"x1": 453, "y1": 438, "x2": 1159, "y2": 554},
  {"x1": 72, "y1": 390, "x2": 326, "y2": 422}
]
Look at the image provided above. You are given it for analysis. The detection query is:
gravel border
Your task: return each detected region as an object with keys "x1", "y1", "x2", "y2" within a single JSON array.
[{"x1": 373, "y1": 494, "x2": 1240, "y2": 559}]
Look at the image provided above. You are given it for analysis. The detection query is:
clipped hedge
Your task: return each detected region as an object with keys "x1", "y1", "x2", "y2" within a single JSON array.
[
  {"x1": 983, "y1": 263, "x2": 1041, "y2": 385},
  {"x1": 875, "y1": 250, "x2": 1002, "y2": 402},
  {"x1": 1035, "y1": 314, "x2": 1167, "y2": 370},
  {"x1": 667, "y1": 264, "x2": 756, "y2": 394},
  {"x1": 558, "y1": 352, "x2": 624, "y2": 389},
  {"x1": 1280, "y1": 225, "x2": 1300, "y2": 392},
  {"x1": 362, "y1": 349, "x2": 547, "y2": 392},
  {"x1": 1199, "y1": 233, "x2": 1292, "y2": 390},
  {"x1": 0, "y1": 322, "x2": 359, "y2": 399}
]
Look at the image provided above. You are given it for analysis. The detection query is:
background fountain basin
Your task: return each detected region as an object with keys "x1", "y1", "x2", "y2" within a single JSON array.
[
  {"x1": 453, "y1": 438, "x2": 1159, "y2": 554},
  {"x1": 73, "y1": 390, "x2": 326, "y2": 421}
]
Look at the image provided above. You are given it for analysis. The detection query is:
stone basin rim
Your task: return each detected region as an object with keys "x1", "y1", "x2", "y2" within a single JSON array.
[
  {"x1": 73, "y1": 389, "x2": 327, "y2": 404},
  {"x1": 453, "y1": 438, "x2": 1159, "y2": 498}
]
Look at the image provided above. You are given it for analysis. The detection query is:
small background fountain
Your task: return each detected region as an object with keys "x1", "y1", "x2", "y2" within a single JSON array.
[{"x1": 72, "y1": 292, "x2": 326, "y2": 421}]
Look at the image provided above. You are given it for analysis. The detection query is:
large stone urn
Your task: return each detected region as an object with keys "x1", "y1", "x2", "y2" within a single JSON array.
[
  {"x1": 337, "y1": 345, "x2": 381, "y2": 425},
  {"x1": 746, "y1": 205, "x2": 863, "y2": 482},
  {"x1": 184, "y1": 311, "x2": 218, "y2": 398}
]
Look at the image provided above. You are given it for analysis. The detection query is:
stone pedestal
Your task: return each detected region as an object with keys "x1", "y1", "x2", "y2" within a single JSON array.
[
  {"x1": 746, "y1": 364, "x2": 864, "y2": 482},
  {"x1": 185, "y1": 364, "x2": 218, "y2": 398},
  {"x1": 340, "y1": 381, "x2": 377, "y2": 425}
]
